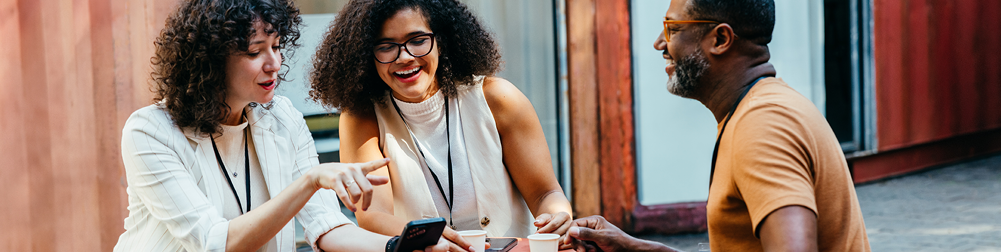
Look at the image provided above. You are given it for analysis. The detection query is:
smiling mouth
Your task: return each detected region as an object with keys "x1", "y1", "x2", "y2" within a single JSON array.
[{"x1": 394, "y1": 67, "x2": 421, "y2": 79}]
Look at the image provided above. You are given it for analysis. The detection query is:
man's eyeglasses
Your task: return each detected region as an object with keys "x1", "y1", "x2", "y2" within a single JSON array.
[
  {"x1": 374, "y1": 33, "x2": 435, "y2": 64},
  {"x1": 662, "y1": 19, "x2": 719, "y2": 42}
]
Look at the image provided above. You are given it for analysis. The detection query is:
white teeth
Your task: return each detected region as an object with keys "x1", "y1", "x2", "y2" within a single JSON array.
[{"x1": 394, "y1": 67, "x2": 420, "y2": 75}]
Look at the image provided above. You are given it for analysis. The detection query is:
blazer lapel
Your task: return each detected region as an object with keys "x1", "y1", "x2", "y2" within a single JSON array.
[
  {"x1": 247, "y1": 106, "x2": 289, "y2": 199},
  {"x1": 183, "y1": 129, "x2": 228, "y2": 217}
]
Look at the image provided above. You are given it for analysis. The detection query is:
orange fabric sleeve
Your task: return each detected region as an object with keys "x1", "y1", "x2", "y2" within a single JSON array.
[{"x1": 729, "y1": 99, "x2": 819, "y2": 236}]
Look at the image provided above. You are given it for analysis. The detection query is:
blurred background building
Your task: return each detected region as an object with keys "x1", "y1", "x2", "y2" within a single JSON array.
[{"x1": 1, "y1": 0, "x2": 998, "y2": 250}]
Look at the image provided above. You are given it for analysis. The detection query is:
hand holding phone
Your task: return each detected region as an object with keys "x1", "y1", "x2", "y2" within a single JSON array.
[{"x1": 387, "y1": 218, "x2": 447, "y2": 252}]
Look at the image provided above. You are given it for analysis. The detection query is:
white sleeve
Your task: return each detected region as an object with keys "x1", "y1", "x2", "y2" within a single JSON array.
[
  {"x1": 272, "y1": 99, "x2": 356, "y2": 252},
  {"x1": 121, "y1": 109, "x2": 230, "y2": 252}
]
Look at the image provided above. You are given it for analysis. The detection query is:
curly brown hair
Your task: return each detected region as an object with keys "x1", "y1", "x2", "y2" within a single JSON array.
[
  {"x1": 309, "y1": 0, "x2": 502, "y2": 114},
  {"x1": 151, "y1": 0, "x2": 302, "y2": 135}
]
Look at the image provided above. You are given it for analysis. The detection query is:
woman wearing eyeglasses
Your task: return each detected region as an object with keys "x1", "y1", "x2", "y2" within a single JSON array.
[
  {"x1": 114, "y1": 0, "x2": 448, "y2": 251},
  {"x1": 310, "y1": 0, "x2": 573, "y2": 250}
]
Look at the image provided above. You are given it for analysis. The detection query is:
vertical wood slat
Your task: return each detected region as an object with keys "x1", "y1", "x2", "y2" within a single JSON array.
[
  {"x1": 929, "y1": 0, "x2": 955, "y2": 140},
  {"x1": 903, "y1": 0, "x2": 934, "y2": 147},
  {"x1": 566, "y1": 0, "x2": 602, "y2": 218},
  {"x1": 593, "y1": 0, "x2": 635, "y2": 229},
  {"x1": 983, "y1": 1, "x2": 1001, "y2": 129},
  {"x1": 566, "y1": 0, "x2": 637, "y2": 229},
  {"x1": 17, "y1": 1, "x2": 58, "y2": 251},
  {"x1": 0, "y1": 0, "x2": 32, "y2": 250},
  {"x1": 951, "y1": 0, "x2": 978, "y2": 133},
  {"x1": 1, "y1": 0, "x2": 179, "y2": 250},
  {"x1": 89, "y1": 0, "x2": 126, "y2": 249},
  {"x1": 873, "y1": 0, "x2": 906, "y2": 152}
]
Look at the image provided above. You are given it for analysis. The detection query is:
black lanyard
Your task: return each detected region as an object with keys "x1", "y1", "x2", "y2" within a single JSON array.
[
  {"x1": 391, "y1": 97, "x2": 455, "y2": 229},
  {"x1": 210, "y1": 115, "x2": 251, "y2": 214},
  {"x1": 710, "y1": 76, "x2": 770, "y2": 191}
]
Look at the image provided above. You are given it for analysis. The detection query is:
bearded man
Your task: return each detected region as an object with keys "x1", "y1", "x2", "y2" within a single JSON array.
[{"x1": 565, "y1": 0, "x2": 871, "y2": 251}]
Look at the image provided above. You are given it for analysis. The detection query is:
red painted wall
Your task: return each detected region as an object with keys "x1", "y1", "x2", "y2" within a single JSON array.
[
  {"x1": 873, "y1": 0, "x2": 1001, "y2": 151},
  {"x1": 0, "y1": 0, "x2": 179, "y2": 250},
  {"x1": 853, "y1": 0, "x2": 1001, "y2": 183}
]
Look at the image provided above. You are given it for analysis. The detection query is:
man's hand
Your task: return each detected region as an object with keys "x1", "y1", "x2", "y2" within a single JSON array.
[{"x1": 565, "y1": 216, "x2": 677, "y2": 252}]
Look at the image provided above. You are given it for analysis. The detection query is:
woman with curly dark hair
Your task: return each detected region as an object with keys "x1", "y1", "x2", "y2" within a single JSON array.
[
  {"x1": 114, "y1": 0, "x2": 448, "y2": 251},
  {"x1": 311, "y1": 0, "x2": 573, "y2": 250}
]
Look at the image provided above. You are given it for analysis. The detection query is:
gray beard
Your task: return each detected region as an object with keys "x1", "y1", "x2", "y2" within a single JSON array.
[{"x1": 666, "y1": 49, "x2": 710, "y2": 98}]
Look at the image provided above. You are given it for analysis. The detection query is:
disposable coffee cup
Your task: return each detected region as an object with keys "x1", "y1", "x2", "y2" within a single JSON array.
[
  {"x1": 457, "y1": 230, "x2": 487, "y2": 252},
  {"x1": 527, "y1": 233, "x2": 560, "y2": 252}
]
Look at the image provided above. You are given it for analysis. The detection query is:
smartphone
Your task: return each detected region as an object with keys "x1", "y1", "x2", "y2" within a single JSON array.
[
  {"x1": 485, "y1": 238, "x2": 518, "y2": 252},
  {"x1": 394, "y1": 217, "x2": 447, "y2": 252}
]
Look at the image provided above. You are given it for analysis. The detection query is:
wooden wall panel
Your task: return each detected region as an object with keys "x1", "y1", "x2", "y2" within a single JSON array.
[
  {"x1": 873, "y1": 0, "x2": 1001, "y2": 151},
  {"x1": 565, "y1": 0, "x2": 636, "y2": 228},
  {"x1": 593, "y1": 0, "x2": 636, "y2": 229},
  {"x1": 1, "y1": 0, "x2": 179, "y2": 250},
  {"x1": 567, "y1": 0, "x2": 602, "y2": 218},
  {"x1": 1, "y1": 0, "x2": 32, "y2": 250}
]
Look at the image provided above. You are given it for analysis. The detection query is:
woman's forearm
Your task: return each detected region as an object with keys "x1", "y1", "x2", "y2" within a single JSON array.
[
  {"x1": 317, "y1": 225, "x2": 393, "y2": 252},
  {"x1": 226, "y1": 173, "x2": 318, "y2": 252},
  {"x1": 534, "y1": 190, "x2": 573, "y2": 217},
  {"x1": 355, "y1": 209, "x2": 410, "y2": 236}
]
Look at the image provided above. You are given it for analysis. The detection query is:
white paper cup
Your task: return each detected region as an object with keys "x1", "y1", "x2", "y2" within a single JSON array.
[
  {"x1": 527, "y1": 233, "x2": 560, "y2": 252},
  {"x1": 457, "y1": 230, "x2": 487, "y2": 252}
]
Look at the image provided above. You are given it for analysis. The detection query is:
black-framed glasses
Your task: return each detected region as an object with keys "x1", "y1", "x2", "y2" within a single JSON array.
[{"x1": 374, "y1": 33, "x2": 436, "y2": 64}]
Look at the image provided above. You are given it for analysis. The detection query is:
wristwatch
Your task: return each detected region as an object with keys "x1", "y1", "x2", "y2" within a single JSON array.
[{"x1": 385, "y1": 235, "x2": 401, "y2": 252}]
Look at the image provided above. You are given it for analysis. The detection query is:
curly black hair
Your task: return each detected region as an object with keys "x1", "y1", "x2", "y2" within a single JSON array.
[
  {"x1": 151, "y1": 0, "x2": 301, "y2": 135},
  {"x1": 310, "y1": 0, "x2": 502, "y2": 114}
]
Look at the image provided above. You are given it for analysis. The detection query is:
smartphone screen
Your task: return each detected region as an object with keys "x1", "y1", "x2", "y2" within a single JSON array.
[
  {"x1": 395, "y1": 217, "x2": 446, "y2": 252},
  {"x1": 485, "y1": 238, "x2": 518, "y2": 252}
]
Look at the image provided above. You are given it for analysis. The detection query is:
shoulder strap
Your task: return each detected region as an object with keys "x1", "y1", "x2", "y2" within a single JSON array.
[{"x1": 709, "y1": 76, "x2": 770, "y2": 191}]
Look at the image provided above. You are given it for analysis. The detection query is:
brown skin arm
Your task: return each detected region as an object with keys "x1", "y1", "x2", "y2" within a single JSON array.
[
  {"x1": 482, "y1": 77, "x2": 573, "y2": 241},
  {"x1": 339, "y1": 109, "x2": 401, "y2": 234},
  {"x1": 758, "y1": 205, "x2": 819, "y2": 252},
  {"x1": 567, "y1": 215, "x2": 678, "y2": 252},
  {"x1": 340, "y1": 109, "x2": 475, "y2": 252}
]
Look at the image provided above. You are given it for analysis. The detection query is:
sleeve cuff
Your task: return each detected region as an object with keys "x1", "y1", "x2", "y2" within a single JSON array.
[
  {"x1": 204, "y1": 220, "x2": 230, "y2": 252},
  {"x1": 749, "y1": 195, "x2": 818, "y2": 236},
  {"x1": 305, "y1": 212, "x2": 355, "y2": 252}
]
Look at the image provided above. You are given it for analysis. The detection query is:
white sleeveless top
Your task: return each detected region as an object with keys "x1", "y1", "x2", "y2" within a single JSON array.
[
  {"x1": 391, "y1": 90, "x2": 480, "y2": 230},
  {"x1": 374, "y1": 76, "x2": 535, "y2": 237}
]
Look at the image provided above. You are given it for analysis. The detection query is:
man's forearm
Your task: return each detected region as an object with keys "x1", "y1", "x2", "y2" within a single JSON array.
[{"x1": 635, "y1": 238, "x2": 681, "y2": 252}]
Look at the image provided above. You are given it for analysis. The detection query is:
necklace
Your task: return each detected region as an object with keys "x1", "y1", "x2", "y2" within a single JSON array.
[{"x1": 211, "y1": 111, "x2": 251, "y2": 214}]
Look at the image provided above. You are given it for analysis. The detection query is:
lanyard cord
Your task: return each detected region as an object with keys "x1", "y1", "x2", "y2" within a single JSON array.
[
  {"x1": 710, "y1": 76, "x2": 770, "y2": 191},
  {"x1": 211, "y1": 111, "x2": 251, "y2": 214},
  {"x1": 391, "y1": 97, "x2": 454, "y2": 229}
]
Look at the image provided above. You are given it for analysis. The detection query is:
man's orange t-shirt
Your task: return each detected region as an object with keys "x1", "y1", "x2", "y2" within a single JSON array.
[{"x1": 707, "y1": 77, "x2": 870, "y2": 251}]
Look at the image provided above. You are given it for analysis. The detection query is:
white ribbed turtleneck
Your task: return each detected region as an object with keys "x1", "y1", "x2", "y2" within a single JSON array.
[{"x1": 392, "y1": 90, "x2": 480, "y2": 230}]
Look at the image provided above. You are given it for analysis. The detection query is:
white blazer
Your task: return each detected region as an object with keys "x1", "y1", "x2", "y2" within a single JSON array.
[{"x1": 114, "y1": 96, "x2": 352, "y2": 252}]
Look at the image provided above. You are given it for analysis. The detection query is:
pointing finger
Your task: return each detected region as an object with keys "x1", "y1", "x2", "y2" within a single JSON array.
[{"x1": 360, "y1": 158, "x2": 390, "y2": 174}]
